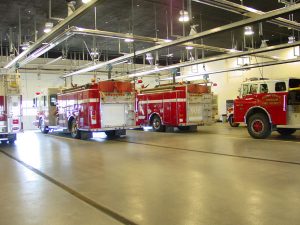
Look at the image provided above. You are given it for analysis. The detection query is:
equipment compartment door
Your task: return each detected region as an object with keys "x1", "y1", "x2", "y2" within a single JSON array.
[
  {"x1": 101, "y1": 104, "x2": 126, "y2": 127},
  {"x1": 187, "y1": 94, "x2": 212, "y2": 123}
]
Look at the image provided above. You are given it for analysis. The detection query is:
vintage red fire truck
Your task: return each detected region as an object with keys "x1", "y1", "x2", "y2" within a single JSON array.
[
  {"x1": 137, "y1": 83, "x2": 213, "y2": 131},
  {"x1": 34, "y1": 80, "x2": 137, "y2": 139},
  {"x1": 0, "y1": 75, "x2": 22, "y2": 144},
  {"x1": 233, "y1": 78, "x2": 300, "y2": 139}
]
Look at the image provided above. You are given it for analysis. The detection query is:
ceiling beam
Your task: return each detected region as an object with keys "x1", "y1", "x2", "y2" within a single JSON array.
[
  {"x1": 3, "y1": 0, "x2": 103, "y2": 70},
  {"x1": 63, "y1": 3, "x2": 300, "y2": 78},
  {"x1": 192, "y1": 0, "x2": 300, "y2": 31}
]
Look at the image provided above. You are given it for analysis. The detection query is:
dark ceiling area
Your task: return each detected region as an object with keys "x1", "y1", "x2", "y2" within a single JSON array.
[{"x1": 1, "y1": 0, "x2": 300, "y2": 65}]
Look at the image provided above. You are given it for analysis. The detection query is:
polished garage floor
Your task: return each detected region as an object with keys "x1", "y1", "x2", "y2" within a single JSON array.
[{"x1": 1, "y1": 124, "x2": 300, "y2": 225}]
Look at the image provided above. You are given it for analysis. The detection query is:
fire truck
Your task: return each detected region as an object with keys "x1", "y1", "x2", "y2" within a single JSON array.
[
  {"x1": 33, "y1": 88, "x2": 60, "y2": 134},
  {"x1": 0, "y1": 75, "x2": 22, "y2": 144},
  {"x1": 233, "y1": 78, "x2": 300, "y2": 139},
  {"x1": 137, "y1": 83, "x2": 213, "y2": 131},
  {"x1": 34, "y1": 80, "x2": 137, "y2": 139}
]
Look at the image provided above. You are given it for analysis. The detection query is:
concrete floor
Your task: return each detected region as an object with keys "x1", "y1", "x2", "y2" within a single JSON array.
[{"x1": 1, "y1": 124, "x2": 300, "y2": 225}]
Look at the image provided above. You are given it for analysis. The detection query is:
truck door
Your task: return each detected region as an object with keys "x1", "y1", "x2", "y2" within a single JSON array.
[{"x1": 7, "y1": 95, "x2": 22, "y2": 132}]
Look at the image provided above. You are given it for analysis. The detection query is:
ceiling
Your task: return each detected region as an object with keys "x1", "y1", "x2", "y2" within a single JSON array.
[{"x1": 1, "y1": 0, "x2": 300, "y2": 66}]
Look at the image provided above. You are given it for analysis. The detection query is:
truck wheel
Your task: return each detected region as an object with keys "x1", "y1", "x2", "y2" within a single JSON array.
[
  {"x1": 277, "y1": 128, "x2": 296, "y2": 135},
  {"x1": 1, "y1": 140, "x2": 7, "y2": 144},
  {"x1": 39, "y1": 118, "x2": 49, "y2": 134},
  {"x1": 228, "y1": 114, "x2": 239, "y2": 127},
  {"x1": 247, "y1": 113, "x2": 271, "y2": 139},
  {"x1": 8, "y1": 139, "x2": 15, "y2": 144},
  {"x1": 152, "y1": 115, "x2": 165, "y2": 132},
  {"x1": 70, "y1": 119, "x2": 81, "y2": 139}
]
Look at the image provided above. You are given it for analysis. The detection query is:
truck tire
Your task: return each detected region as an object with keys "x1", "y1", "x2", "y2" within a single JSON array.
[
  {"x1": 39, "y1": 118, "x2": 49, "y2": 134},
  {"x1": 70, "y1": 119, "x2": 81, "y2": 139},
  {"x1": 277, "y1": 128, "x2": 296, "y2": 135},
  {"x1": 228, "y1": 114, "x2": 240, "y2": 127},
  {"x1": 8, "y1": 139, "x2": 15, "y2": 144},
  {"x1": 247, "y1": 113, "x2": 271, "y2": 139},
  {"x1": 151, "y1": 115, "x2": 165, "y2": 132}
]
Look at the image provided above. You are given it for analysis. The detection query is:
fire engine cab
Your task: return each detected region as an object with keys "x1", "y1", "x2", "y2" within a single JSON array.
[
  {"x1": 233, "y1": 78, "x2": 300, "y2": 139},
  {"x1": 137, "y1": 82, "x2": 213, "y2": 131},
  {"x1": 0, "y1": 75, "x2": 22, "y2": 144},
  {"x1": 34, "y1": 80, "x2": 137, "y2": 139}
]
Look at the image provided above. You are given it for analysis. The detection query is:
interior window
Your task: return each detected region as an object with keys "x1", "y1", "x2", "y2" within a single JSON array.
[
  {"x1": 275, "y1": 82, "x2": 286, "y2": 92},
  {"x1": 249, "y1": 84, "x2": 258, "y2": 94},
  {"x1": 43, "y1": 96, "x2": 47, "y2": 107},
  {"x1": 50, "y1": 94, "x2": 57, "y2": 106},
  {"x1": 260, "y1": 84, "x2": 268, "y2": 93},
  {"x1": 242, "y1": 84, "x2": 249, "y2": 96}
]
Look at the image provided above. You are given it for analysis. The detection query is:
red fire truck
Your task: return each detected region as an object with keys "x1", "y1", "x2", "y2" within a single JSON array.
[
  {"x1": 34, "y1": 80, "x2": 137, "y2": 139},
  {"x1": 137, "y1": 83, "x2": 213, "y2": 131},
  {"x1": 233, "y1": 78, "x2": 300, "y2": 139},
  {"x1": 33, "y1": 88, "x2": 60, "y2": 134},
  {"x1": 0, "y1": 75, "x2": 22, "y2": 144}
]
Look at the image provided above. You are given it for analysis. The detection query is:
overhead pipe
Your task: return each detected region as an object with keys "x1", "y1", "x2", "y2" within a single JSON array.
[
  {"x1": 63, "y1": 3, "x2": 300, "y2": 78},
  {"x1": 14, "y1": 26, "x2": 238, "y2": 69},
  {"x1": 4, "y1": 0, "x2": 103, "y2": 70},
  {"x1": 118, "y1": 40, "x2": 300, "y2": 79},
  {"x1": 160, "y1": 57, "x2": 300, "y2": 81},
  {"x1": 192, "y1": 0, "x2": 300, "y2": 31},
  {"x1": 72, "y1": 27, "x2": 231, "y2": 53}
]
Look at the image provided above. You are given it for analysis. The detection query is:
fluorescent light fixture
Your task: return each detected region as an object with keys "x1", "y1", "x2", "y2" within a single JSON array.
[
  {"x1": 229, "y1": 48, "x2": 238, "y2": 53},
  {"x1": 125, "y1": 38, "x2": 134, "y2": 43},
  {"x1": 244, "y1": 26, "x2": 254, "y2": 36},
  {"x1": 185, "y1": 46, "x2": 194, "y2": 50},
  {"x1": 44, "y1": 22, "x2": 54, "y2": 33},
  {"x1": 82, "y1": 0, "x2": 91, "y2": 3},
  {"x1": 124, "y1": 33, "x2": 134, "y2": 43},
  {"x1": 163, "y1": 39, "x2": 172, "y2": 43},
  {"x1": 179, "y1": 10, "x2": 189, "y2": 22}
]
